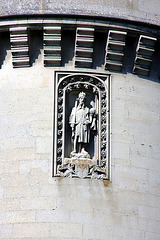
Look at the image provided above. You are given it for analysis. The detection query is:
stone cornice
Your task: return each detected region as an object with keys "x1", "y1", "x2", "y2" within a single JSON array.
[
  {"x1": 0, "y1": 17, "x2": 160, "y2": 79},
  {"x1": 0, "y1": 0, "x2": 160, "y2": 27}
]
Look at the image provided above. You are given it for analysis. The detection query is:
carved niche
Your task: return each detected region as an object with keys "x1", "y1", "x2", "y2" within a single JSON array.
[{"x1": 53, "y1": 72, "x2": 110, "y2": 179}]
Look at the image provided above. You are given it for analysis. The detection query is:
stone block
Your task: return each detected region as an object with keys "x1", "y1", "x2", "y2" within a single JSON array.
[
  {"x1": 23, "y1": 169, "x2": 49, "y2": 186},
  {"x1": 120, "y1": 94, "x2": 158, "y2": 114},
  {"x1": 56, "y1": 197, "x2": 93, "y2": 212},
  {"x1": 114, "y1": 165, "x2": 148, "y2": 192},
  {"x1": 20, "y1": 197, "x2": 56, "y2": 210},
  {"x1": 110, "y1": 116, "x2": 126, "y2": 133},
  {"x1": 138, "y1": 206, "x2": 160, "y2": 221},
  {"x1": 131, "y1": 154, "x2": 160, "y2": 171},
  {"x1": 18, "y1": 160, "x2": 33, "y2": 174},
  {"x1": 114, "y1": 157, "x2": 130, "y2": 166},
  {"x1": 0, "y1": 211, "x2": 35, "y2": 224},
  {"x1": 111, "y1": 132, "x2": 134, "y2": 144},
  {"x1": 30, "y1": 120, "x2": 52, "y2": 129},
  {"x1": 111, "y1": 107, "x2": 125, "y2": 119},
  {"x1": 130, "y1": 142, "x2": 152, "y2": 158},
  {"x1": 56, "y1": 195, "x2": 111, "y2": 213},
  {"x1": 40, "y1": 184, "x2": 59, "y2": 197},
  {"x1": 2, "y1": 239, "x2": 57, "y2": 240},
  {"x1": 115, "y1": 190, "x2": 148, "y2": 206},
  {"x1": 0, "y1": 148, "x2": 35, "y2": 162},
  {"x1": 31, "y1": 127, "x2": 52, "y2": 137},
  {"x1": 113, "y1": 227, "x2": 145, "y2": 240},
  {"x1": 115, "y1": 165, "x2": 148, "y2": 182},
  {"x1": 0, "y1": 187, "x2": 3, "y2": 199},
  {"x1": 111, "y1": 141, "x2": 130, "y2": 160},
  {"x1": 147, "y1": 219, "x2": 160, "y2": 234},
  {"x1": 0, "y1": 225, "x2": 12, "y2": 238},
  {"x1": 13, "y1": 223, "x2": 50, "y2": 238},
  {"x1": 33, "y1": 160, "x2": 49, "y2": 173},
  {"x1": 124, "y1": 119, "x2": 151, "y2": 134},
  {"x1": 36, "y1": 210, "x2": 69, "y2": 223},
  {"x1": 143, "y1": 133, "x2": 159, "y2": 148},
  {"x1": 41, "y1": 181, "x2": 110, "y2": 199},
  {"x1": 149, "y1": 194, "x2": 160, "y2": 209},
  {"x1": 152, "y1": 146, "x2": 160, "y2": 160},
  {"x1": 19, "y1": 160, "x2": 49, "y2": 174},
  {"x1": 147, "y1": 170, "x2": 160, "y2": 195},
  {"x1": 114, "y1": 176, "x2": 137, "y2": 191},
  {"x1": 3, "y1": 160, "x2": 19, "y2": 174},
  {"x1": 0, "y1": 173, "x2": 29, "y2": 187},
  {"x1": 0, "y1": 165, "x2": 3, "y2": 174},
  {"x1": 0, "y1": 199, "x2": 20, "y2": 211},
  {"x1": 0, "y1": 137, "x2": 35, "y2": 150},
  {"x1": 145, "y1": 232, "x2": 160, "y2": 240},
  {"x1": 49, "y1": 223, "x2": 82, "y2": 239},
  {"x1": 83, "y1": 223, "x2": 113, "y2": 239},
  {"x1": 116, "y1": 202, "x2": 138, "y2": 216},
  {"x1": 36, "y1": 137, "x2": 52, "y2": 154},
  {"x1": 127, "y1": 216, "x2": 147, "y2": 231},
  {"x1": 127, "y1": 107, "x2": 159, "y2": 122},
  {"x1": 4, "y1": 185, "x2": 40, "y2": 199},
  {"x1": 70, "y1": 211, "x2": 114, "y2": 227}
]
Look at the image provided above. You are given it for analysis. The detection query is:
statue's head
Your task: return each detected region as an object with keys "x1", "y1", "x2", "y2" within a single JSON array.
[{"x1": 78, "y1": 92, "x2": 86, "y2": 103}]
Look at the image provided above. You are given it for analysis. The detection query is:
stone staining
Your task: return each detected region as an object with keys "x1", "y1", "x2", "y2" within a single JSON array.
[
  {"x1": 133, "y1": 35, "x2": 157, "y2": 76},
  {"x1": 75, "y1": 28, "x2": 94, "y2": 68},
  {"x1": 105, "y1": 30, "x2": 127, "y2": 72},
  {"x1": 44, "y1": 27, "x2": 61, "y2": 67},
  {"x1": 55, "y1": 74, "x2": 108, "y2": 179},
  {"x1": 10, "y1": 27, "x2": 30, "y2": 68}
]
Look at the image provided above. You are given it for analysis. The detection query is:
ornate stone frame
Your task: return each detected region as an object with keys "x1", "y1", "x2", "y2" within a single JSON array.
[{"x1": 53, "y1": 71, "x2": 110, "y2": 179}]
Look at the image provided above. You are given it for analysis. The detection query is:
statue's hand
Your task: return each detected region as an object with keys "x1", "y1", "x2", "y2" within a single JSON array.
[
  {"x1": 83, "y1": 120, "x2": 89, "y2": 125},
  {"x1": 71, "y1": 128, "x2": 75, "y2": 138},
  {"x1": 70, "y1": 124, "x2": 74, "y2": 128}
]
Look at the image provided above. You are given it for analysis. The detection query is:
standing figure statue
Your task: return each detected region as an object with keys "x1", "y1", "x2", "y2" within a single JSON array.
[{"x1": 69, "y1": 92, "x2": 96, "y2": 157}]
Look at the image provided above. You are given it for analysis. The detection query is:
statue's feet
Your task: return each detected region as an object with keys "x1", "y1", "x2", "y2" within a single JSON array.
[
  {"x1": 70, "y1": 149, "x2": 90, "y2": 159},
  {"x1": 81, "y1": 148, "x2": 88, "y2": 155},
  {"x1": 81, "y1": 148, "x2": 90, "y2": 158},
  {"x1": 70, "y1": 151, "x2": 76, "y2": 157}
]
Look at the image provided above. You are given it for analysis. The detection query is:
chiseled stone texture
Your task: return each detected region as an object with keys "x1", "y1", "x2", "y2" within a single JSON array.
[
  {"x1": 0, "y1": 0, "x2": 160, "y2": 26},
  {"x1": 0, "y1": 56, "x2": 160, "y2": 239}
]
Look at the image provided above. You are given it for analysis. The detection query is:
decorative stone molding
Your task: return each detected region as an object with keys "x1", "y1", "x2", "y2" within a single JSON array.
[
  {"x1": 53, "y1": 71, "x2": 110, "y2": 179},
  {"x1": 10, "y1": 27, "x2": 30, "y2": 68},
  {"x1": 133, "y1": 35, "x2": 157, "y2": 76},
  {"x1": 1, "y1": 18, "x2": 160, "y2": 80},
  {"x1": 44, "y1": 27, "x2": 61, "y2": 67},
  {"x1": 105, "y1": 30, "x2": 127, "y2": 72},
  {"x1": 75, "y1": 28, "x2": 94, "y2": 68}
]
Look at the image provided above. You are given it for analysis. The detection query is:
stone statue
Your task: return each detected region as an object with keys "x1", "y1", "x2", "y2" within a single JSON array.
[{"x1": 69, "y1": 91, "x2": 96, "y2": 157}]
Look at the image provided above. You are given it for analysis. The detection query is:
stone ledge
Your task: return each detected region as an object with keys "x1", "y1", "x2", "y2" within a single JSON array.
[{"x1": 0, "y1": 0, "x2": 160, "y2": 27}]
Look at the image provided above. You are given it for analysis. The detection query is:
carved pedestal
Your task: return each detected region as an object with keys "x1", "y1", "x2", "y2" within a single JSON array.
[{"x1": 58, "y1": 157, "x2": 107, "y2": 179}]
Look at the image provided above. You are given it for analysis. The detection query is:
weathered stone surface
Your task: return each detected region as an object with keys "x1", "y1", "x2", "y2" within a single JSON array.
[
  {"x1": 13, "y1": 223, "x2": 50, "y2": 238},
  {"x1": 0, "y1": 0, "x2": 160, "y2": 26},
  {"x1": 0, "y1": 62, "x2": 159, "y2": 239},
  {"x1": 0, "y1": 211, "x2": 35, "y2": 224},
  {"x1": 0, "y1": 13, "x2": 159, "y2": 240},
  {"x1": 0, "y1": 187, "x2": 3, "y2": 199},
  {"x1": 0, "y1": 224, "x2": 13, "y2": 238}
]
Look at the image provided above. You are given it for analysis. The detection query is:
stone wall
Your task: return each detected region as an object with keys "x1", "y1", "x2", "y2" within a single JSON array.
[{"x1": 0, "y1": 16, "x2": 160, "y2": 240}]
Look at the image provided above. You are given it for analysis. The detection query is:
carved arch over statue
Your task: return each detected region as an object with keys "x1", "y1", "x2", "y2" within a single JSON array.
[{"x1": 53, "y1": 71, "x2": 110, "y2": 179}]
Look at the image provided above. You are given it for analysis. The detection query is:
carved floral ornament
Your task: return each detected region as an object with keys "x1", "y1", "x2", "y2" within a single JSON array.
[{"x1": 53, "y1": 73, "x2": 110, "y2": 180}]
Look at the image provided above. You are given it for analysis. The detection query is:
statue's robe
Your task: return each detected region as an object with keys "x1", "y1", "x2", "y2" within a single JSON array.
[{"x1": 69, "y1": 105, "x2": 90, "y2": 143}]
